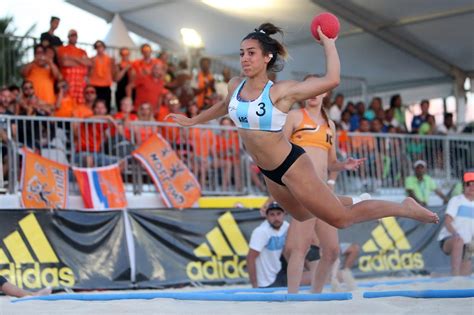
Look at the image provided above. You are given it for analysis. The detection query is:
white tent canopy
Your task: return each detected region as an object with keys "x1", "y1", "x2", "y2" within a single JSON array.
[
  {"x1": 104, "y1": 14, "x2": 136, "y2": 48},
  {"x1": 67, "y1": 0, "x2": 473, "y2": 114}
]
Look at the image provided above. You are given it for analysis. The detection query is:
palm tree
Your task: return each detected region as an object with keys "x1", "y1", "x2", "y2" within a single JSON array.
[{"x1": 0, "y1": 16, "x2": 36, "y2": 86}]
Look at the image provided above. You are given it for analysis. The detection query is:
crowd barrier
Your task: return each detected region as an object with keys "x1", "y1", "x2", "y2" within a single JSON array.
[
  {"x1": 0, "y1": 207, "x2": 457, "y2": 291},
  {"x1": 1, "y1": 115, "x2": 472, "y2": 197}
]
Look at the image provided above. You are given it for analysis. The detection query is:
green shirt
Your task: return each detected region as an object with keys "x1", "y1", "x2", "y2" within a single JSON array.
[{"x1": 405, "y1": 175, "x2": 437, "y2": 204}]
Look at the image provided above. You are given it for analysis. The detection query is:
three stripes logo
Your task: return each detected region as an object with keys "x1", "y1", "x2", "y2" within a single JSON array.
[
  {"x1": 0, "y1": 214, "x2": 75, "y2": 289},
  {"x1": 186, "y1": 212, "x2": 249, "y2": 281},
  {"x1": 358, "y1": 217, "x2": 424, "y2": 272}
]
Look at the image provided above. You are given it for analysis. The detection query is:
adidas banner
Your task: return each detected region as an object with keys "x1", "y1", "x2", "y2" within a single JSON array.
[
  {"x1": 128, "y1": 208, "x2": 261, "y2": 288},
  {"x1": 0, "y1": 210, "x2": 131, "y2": 290}
]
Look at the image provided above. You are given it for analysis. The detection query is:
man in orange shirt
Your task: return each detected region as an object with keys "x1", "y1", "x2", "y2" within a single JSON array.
[
  {"x1": 129, "y1": 44, "x2": 162, "y2": 84},
  {"x1": 57, "y1": 29, "x2": 91, "y2": 104},
  {"x1": 54, "y1": 80, "x2": 76, "y2": 117},
  {"x1": 127, "y1": 63, "x2": 166, "y2": 112},
  {"x1": 89, "y1": 40, "x2": 115, "y2": 112},
  {"x1": 21, "y1": 44, "x2": 61, "y2": 106}
]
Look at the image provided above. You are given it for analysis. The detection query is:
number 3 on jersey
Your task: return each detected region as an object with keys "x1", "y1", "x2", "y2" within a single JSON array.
[{"x1": 256, "y1": 102, "x2": 266, "y2": 117}]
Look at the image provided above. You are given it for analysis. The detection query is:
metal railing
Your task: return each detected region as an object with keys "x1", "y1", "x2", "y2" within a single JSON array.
[{"x1": 0, "y1": 115, "x2": 473, "y2": 197}]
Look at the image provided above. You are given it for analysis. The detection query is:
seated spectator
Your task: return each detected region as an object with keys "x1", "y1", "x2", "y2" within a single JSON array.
[
  {"x1": 89, "y1": 40, "x2": 115, "y2": 112},
  {"x1": 160, "y1": 94, "x2": 183, "y2": 144},
  {"x1": 54, "y1": 80, "x2": 76, "y2": 118},
  {"x1": 72, "y1": 85, "x2": 97, "y2": 119},
  {"x1": 8, "y1": 85, "x2": 21, "y2": 102},
  {"x1": 349, "y1": 101, "x2": 365, "y2": 131},
  {"x1": 133, "y1": 102, "x2": 157, "y2": 145},
  {"x1": 40, "y1": 16, "x2": 62, "y2": 48},
  {"x1": 192, "y1": 57, "x2": 215, "y2": 109},
  {"x1": 0, "y1": 87, "x2": 16, "y2": 114},
  {"x1": 339, "y1": 110, "x2": 351, "y2": 131},
  {"x1": 169, "y1": 60, "x2": 194, "y2": 108},
  {"x1": 215, "y1": 117, "x2": 241, "y2": 191},
  {"x1": 57, "y1": 29, "x2": 91, "y2": 104},
  {"x1": 1, "y1": 276, "x2": 51, "y2": 298},
  {"x1": 411, "y1": 99, "x2": 434, "y2": 134},
  {"x1": 215, "y1": 67, "x2": 231, "y2": 100},
  {"x1": 21, "y1": 44, "x2": 61, "y2": 107},
  {"x1": 405, "y1": 160, "x2": 448, "y2": 206},
  {"x1": 112, "y1": 97, "x2": 137, "y2": 141},
  {"x1": 74, "y1": 99, "x2": 118, "y2": 167},
  {"x1": 438, "y1": 113, "x2": 457, "y2": 135},
  {"x1": 247, "y1": 202, "x2": 289, "y2": 288},
  {"x1": 418, "y1": 115, "x2": 437, "y2": 135},
  {"x1": 437, "y1": 170, "x2": 474, "y2": 276}
]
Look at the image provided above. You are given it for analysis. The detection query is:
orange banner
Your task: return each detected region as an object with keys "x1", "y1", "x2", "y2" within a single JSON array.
[
  {"x1": 20, "y1": 149, "x2": 69, "y2": 209},
  {"x1": 132, "y1": 134, "x2": 201, "y2": 208}
]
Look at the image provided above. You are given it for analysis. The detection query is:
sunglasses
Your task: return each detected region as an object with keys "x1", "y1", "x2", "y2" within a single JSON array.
[{"x1": 85, "y1": 90, "x2": 96, "y2": 94}]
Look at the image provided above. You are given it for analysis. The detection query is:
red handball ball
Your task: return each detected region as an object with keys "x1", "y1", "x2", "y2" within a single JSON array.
[{"x1": 311, "y1": 12, "x2": 340, "y2": 41}]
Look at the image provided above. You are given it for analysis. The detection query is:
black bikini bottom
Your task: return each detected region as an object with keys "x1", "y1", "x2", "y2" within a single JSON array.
[{"x1": 258, "y1": 143, "x2": 305, "y2": 186}]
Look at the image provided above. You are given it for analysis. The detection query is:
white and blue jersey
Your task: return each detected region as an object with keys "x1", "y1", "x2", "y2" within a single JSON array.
[
  {"x1": 228, "y1": 80, "x2": 287, "y2": 131},
  {"x1": 438, "y1": 194, "x2": 474, "y2": 243}
]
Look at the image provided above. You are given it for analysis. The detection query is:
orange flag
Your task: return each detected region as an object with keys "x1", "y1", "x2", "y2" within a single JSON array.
[
  {"x1": 132, "y1": 134, "x2": 201, "y2": 208},
  {"x1": 20, "y1": 148, "x2": 69, "y2": 209},
  {"x1": 73, "y1": 164, "x2": 127, "y2": 210}
]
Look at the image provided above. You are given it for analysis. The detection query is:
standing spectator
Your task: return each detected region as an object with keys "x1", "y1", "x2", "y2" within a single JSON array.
[
  {"x1": 364, "y1": 97, "x2": 382, "y2": 121},
  {"x1": 1, "y1": 86, "x2": 17, "y2": 114},
  {"x1": 390, "y1": 94, "x2": 407, "y2": 132},
  {"x1": 128, "y1": 63, "x2": 166, "y2": 112},
  {"x1": 21, "y1": 44, "x2": 61, "y2": 107},
  {"x1": 405, "y1": 160, "x2": 449, "y2": 206},
  {"x1": 438, "y1": 113, "x2": 457, "y2": 135},
  {"x1": 129, "y1": 44, "x2": 162, "y2": 86},
  {"x1": 89, "y1": 40, "x2": 115, "y2": 112},
  {"x1": 40, "y1": 16, "x2": 62, "y2": 48},
  {"x1": 437, "y1": 170, "x2": 474, "y2": 276},
  {"x1": 247, "y1": 202, "x2": 289, "y2": 288},
  {"x1": 339, "y1": 110, "x2": 351, "y2": 131},
  {"x1": 329, "y1": 93, "x2": 344, "y2": 124},
  {"x1": 193, "y1": 57, "x2": 215, "y2": 109},
  {"x1": 114, "y1": 47, "x2": 132, "y2": 107},
  {"x1": 350, "y1": 101, "x2": 365, "y2": 131},
  {"x1": 57, "y1": 30, "x2": 91, "y2": 104},
  {"x1": 411, "y1": 99, "x2": 434, "y2": 134}
]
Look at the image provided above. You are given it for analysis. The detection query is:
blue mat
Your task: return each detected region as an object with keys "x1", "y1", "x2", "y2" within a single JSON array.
[
  {"x1": 13, "y1": 291, "x2": 352, "y2": 303},
  {"x1": 363, "y1": 289, "x2": 474, "y2": 299}
]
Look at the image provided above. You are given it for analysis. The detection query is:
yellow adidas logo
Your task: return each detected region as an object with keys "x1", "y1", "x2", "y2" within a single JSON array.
[
  {"x1": 187, "y1": 212, "x2": 249, "y2": 281},
  {"x1": 0, "y1": 213, "x2": 75, "y2": 289},
  {"x1": 358, "y1": 217, "x2": 424, "y2": 272}
]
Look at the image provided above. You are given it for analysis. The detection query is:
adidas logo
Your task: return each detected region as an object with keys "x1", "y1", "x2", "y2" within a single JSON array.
[
  {"x1": 0, "y1": 214, "x2": 75, "y2": 289},
  {"x1": 186, "y1": 212, "x2": 249, "y2": 281},
  {"x1": 358, "y1": 217, "x2": 424, "y2": 272}
]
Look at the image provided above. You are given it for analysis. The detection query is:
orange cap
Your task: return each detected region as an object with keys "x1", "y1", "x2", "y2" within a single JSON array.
[{"x1": 464, "y1": 171, "x2": 474, "y2": 183}]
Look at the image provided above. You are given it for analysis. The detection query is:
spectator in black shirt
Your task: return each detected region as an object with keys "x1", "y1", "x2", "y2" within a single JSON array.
[{"x1": 40, "y1": 16, "x2": 63, "y2": 48}]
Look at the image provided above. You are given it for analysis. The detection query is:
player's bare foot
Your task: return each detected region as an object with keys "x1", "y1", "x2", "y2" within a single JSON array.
[
  {"x1": 33, "y1": 287, "x2": 52, "y2": 296},
  {"x1": 402, "y1": 197, "x2": 439, "y2": 223}
]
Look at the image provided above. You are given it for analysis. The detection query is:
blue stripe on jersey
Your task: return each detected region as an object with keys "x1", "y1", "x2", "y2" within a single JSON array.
[
  {"x1": 457, "y1": 205, "x2": 474, "y2": 218},
  {"x1": 258, "y1": 82, "x2": 273, "y2": 130},
  {"x1": 236, "y1": 99, "x2": 250, "y2": 129}
]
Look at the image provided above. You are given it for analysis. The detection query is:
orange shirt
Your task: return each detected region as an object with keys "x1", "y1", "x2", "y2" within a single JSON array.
[
  {"x1": 189, "y1": 128, "x2": 215, "y2": 159},
  {"x1": 215, "y1": 131, "x2": 240, "y2": 162},
  {"x1": 160, "y1": 113, "x2": 183, "y2": 144},
  {"x1": 132, "y1": 58, "x2": 163, "y2": 79},
  {"x1": 57, "y1": 45, "x2": 87, "y2": 70},
  {"x1": 72, "y1": 103, "x2": 93, "y2": 119},
  {"x1": 351, "y1": 132, "x2": 375, "y2": 151},
  {"x1": 89, "y1": 54, "x2": 113, "y2": 87},
  {"x1": 112, "y1": 112, "x2": 138, "y2": 140},
  {"x1": 26, "y1": 63, "x2": 56, "y2": 105},
  {"x1": 54, "y1": 95, "x2": 76, "y2": 117},
  {"x1": 134, "y1": 75, "x2": 165, "y2": 110},
  {"x1": 290, "y1": 109, "x2": 333, "y2": 151},
  {"x1": 154, "y1": 106, "x2": 170, "y2": 122},
  {"x1": 78, "y1": 121, "x2": 109, "y2": 152},
  {"x1": 196, "y1": 71, "x2": 214, "y2": 109}
]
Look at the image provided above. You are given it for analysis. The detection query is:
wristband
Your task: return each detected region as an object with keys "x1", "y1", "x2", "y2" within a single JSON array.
[{"x1": 327, "y1": 179, "x2": 336, "y2": 185}]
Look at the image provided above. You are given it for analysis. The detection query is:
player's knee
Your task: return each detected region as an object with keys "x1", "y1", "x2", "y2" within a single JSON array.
[
  {"x1": 330, "y1": 216, "x2": 351, "y2": 229},
  {"x1": 321, "y1": 245, "x2": 340, "y2": 263}
]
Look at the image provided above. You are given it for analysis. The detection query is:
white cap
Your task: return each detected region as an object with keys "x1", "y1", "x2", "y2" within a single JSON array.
[{"x1": 414, "y1": 160, "x2": 427, "y2": 168}]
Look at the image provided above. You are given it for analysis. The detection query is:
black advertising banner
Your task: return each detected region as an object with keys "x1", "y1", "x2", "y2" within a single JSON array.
[
  {"x1": 128, "y1": 208, "x2": 262, "y2": 288},
  {"x1": 0, "y1": 210, "x2": 131, "y2": 290}
]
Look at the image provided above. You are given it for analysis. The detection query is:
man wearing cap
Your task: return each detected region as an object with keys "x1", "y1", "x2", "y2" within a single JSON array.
[
  {"x1": 247, "y1": 202, "x2": 289, "y2": 288},
  {"x1": 405, "y1": 160, "x2": 449, "y2": 206},
  {"x1": 57, "y1": 29, "x2": 91, "y2": 104},
  {"x1": 437, "y1": 170, "x2": 474, "y2": 276}
]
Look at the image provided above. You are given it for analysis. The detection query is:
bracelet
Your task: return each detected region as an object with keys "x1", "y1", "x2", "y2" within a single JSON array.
[{"x1": 327, "y1": 179, "x2": 336, "y2": 185}]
